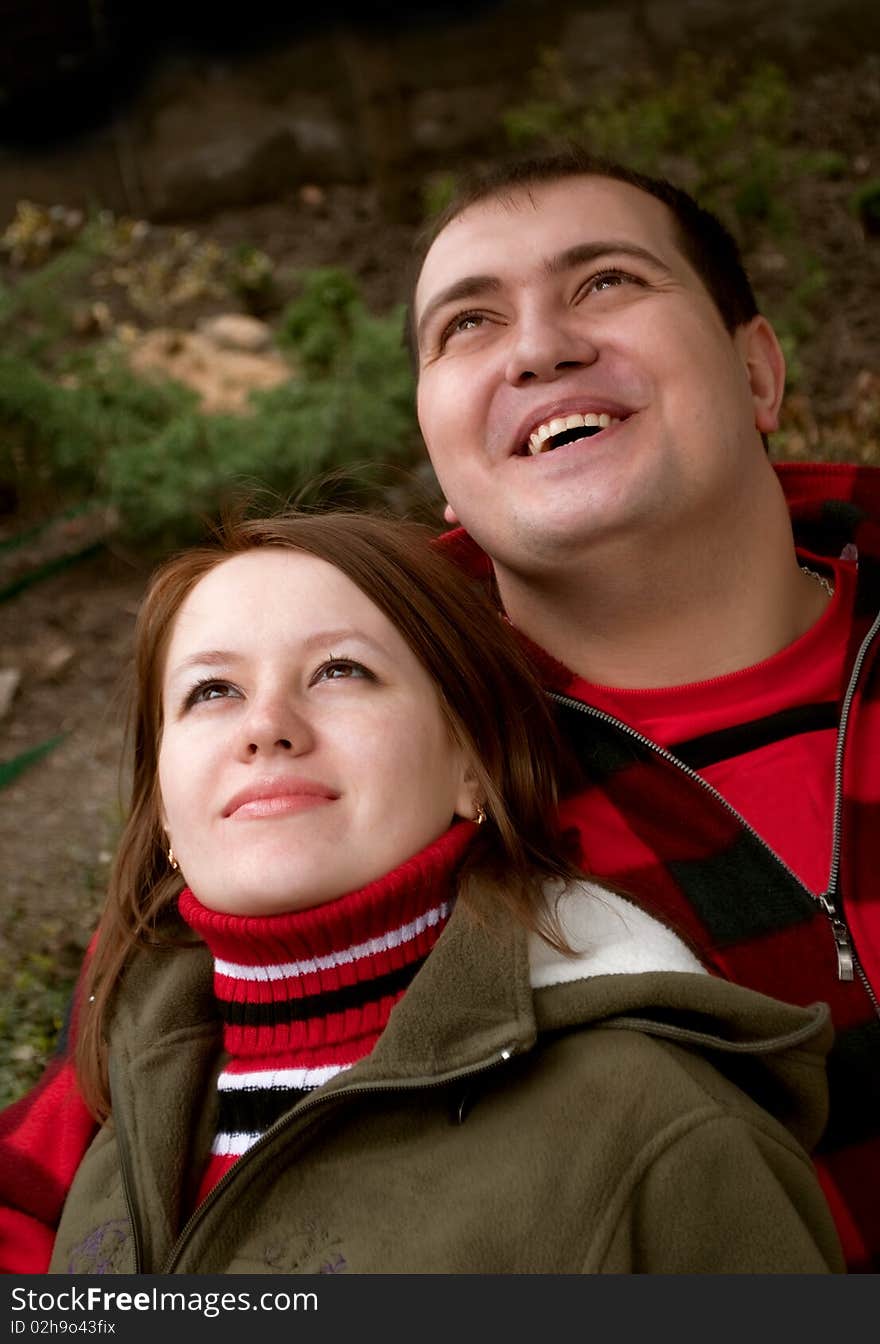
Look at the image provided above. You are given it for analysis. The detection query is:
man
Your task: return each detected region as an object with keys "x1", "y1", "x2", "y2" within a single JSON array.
[{"x1": 412, "y1": 152, "x2": 880, "y2": 1270}]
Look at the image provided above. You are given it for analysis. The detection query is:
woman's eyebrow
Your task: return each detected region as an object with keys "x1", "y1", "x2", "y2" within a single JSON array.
[
  {"x1": 545, "y1": 240, "x2": 671, "y2": 275},
  {"x1": 299, "y1": 627, "x2": 387, "y2": 656},
  {"x1": 167, "y1": 630, "x2": 387, "y2": 683},
  {"x1": 169, "y1": 650, "x2": 240, "y2": 678},
  {"x1": 163, "y1": 651, "x2": 242, "y2": 696}
]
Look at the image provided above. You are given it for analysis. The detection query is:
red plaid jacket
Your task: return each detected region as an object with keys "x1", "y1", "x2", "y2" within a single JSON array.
[
  {"x1": 450, "y1": 461, "x2": 880, "y2": 1270},
  {"x1": 2, "y1": 463, "x2": 878, "y2": 1273}
]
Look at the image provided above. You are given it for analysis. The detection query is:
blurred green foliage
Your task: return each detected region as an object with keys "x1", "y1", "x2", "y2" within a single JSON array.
[
  {"x1": 503, "y1": 52, "x2": 793, "y2": 215},
  {"x1": 851, "y1": 179, "x2": 880, "y2": 236},
  {"x1": 226, "y1": 243, "x2": 279, "y2": 315},
  {"x1": 0, "y1": 949, "x2": 76, "y2": 1107},
  {"x1": 0, "y1": 253, "x2": 418, "y2": 543},
  {"x1": 422, "y1": 171, "x2": 459, "y2": 221}
]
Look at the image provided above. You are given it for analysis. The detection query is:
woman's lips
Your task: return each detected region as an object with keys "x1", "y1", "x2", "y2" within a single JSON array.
[
  {"x1": 230, "y1": 794, "x2": 336, "y2": 819},
  {"x1": 224, "y1": 779, "x2": 338, "y2": 818}
]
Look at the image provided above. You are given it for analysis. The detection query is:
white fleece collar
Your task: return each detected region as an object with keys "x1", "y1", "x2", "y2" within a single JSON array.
[{"x1": 528, "y1": 881, "x2": 707, "y2": 989}]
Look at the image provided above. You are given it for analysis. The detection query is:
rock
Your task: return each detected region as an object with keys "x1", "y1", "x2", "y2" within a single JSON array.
[
  {"x1": 0, "y1": 667, "x2": 21, "y2": 720},
  {"x1": 126, "y1": 328, "x2": 291, "y2": 414},
  {"x1": 299, "y1": 184, "x2": 326, "y2": 208},
  {"x1": 199, "y1": 313, "x2": 272, "y2": 353},
  {"x1": 145, "y1": 110, "x2": 356, "y2": 221},
  {"x1": 40, "y1": 643, "x2": 76, "y2": 680}
]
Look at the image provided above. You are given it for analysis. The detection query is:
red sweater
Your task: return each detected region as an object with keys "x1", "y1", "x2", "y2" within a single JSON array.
[{"x1": 178, "y1": 827, "x2": 462, "y2": 1205}]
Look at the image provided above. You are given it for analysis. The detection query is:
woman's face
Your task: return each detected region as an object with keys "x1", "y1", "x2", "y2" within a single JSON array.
[{"x1": 158, "y1": 548, "x2": 478, "y2": 915}]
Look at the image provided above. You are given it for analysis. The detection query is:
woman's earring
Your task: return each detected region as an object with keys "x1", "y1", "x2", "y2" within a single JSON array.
[
  {"x1": 168, "y1": 845, "x2": 179, "y2": 872},
  {"x1": 474, "y1": 804, "x2": 487, "y2": 826}
]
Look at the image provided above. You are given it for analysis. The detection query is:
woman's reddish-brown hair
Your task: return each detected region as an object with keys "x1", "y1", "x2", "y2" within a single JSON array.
[{"x1": 76, "y1": 510, "x2": 578, "y2": 1119}]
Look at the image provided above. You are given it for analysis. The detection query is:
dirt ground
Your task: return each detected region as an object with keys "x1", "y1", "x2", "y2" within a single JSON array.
[{"x1": 0, "y1": 551, "x2": 146, "y2": 1018}]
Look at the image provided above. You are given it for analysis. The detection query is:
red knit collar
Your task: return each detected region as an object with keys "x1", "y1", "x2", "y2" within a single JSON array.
[{"x1": 178, "y1": 820, "x2": 475, "y2": 986}]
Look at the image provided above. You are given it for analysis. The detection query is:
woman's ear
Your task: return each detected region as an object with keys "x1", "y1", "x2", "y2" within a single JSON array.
[
  {"x1": 737, "y1": 315, "x2": 786, "y2": 434},
  {"x1": 453, "y1": 757, "x2": 483, "y2": 822}
]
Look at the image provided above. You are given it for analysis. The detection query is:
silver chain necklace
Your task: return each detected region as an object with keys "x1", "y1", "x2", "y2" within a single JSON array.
[{"x1": 800, "y1": 565, "x2": 834, "y2": 597}]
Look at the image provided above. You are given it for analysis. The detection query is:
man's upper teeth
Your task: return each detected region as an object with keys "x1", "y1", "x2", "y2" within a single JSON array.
[{"x1": 528, "y1": 412, "x2": 616, "y2": 454}]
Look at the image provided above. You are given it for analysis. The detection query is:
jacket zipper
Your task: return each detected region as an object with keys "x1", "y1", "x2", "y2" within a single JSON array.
[
  {"x1": 148, "y1": 1047, "x2": 517, "y2": 1273},
  {"x1": 549, "y1": 601, "x2": 880, "y2": 997},
  {"x1": 109, "y1": 1056, "x2": 145, "y2": 1274},
  {"x1": 824, "y1": 606, "x2": 880, "y2": 1009}
]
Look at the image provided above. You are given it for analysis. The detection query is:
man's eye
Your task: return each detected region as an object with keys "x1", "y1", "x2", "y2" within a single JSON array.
[
  {"x1": 585, "y1": 269, "x2": 641, "y2": 294},
  {"x1": 440, "y1": 311, "x2": 485, "y2": 347},
  {"x1": 312, "y1": 658, "x2": 374, "y2": 685}
]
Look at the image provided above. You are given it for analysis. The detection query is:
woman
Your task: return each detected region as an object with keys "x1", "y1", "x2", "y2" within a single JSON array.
[{"x1": 0, "y1": 512, "x2": 843, "y2": 1274}]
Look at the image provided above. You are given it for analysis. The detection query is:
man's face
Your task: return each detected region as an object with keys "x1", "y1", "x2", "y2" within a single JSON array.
[{"x1": 414, "y1": 176, "x2": 782, "y2": 580}]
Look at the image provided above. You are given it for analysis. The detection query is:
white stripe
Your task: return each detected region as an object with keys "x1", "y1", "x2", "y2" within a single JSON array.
[
  {"x1": 217, "y1": 1063, "x2": 350, "y2": 1091},
  {"x1": 214, "y1": 902, "x2": 450, "y2": 982},
  {"x1": 211, "y1": 1131, "x2": 262, "y2": 1157}
]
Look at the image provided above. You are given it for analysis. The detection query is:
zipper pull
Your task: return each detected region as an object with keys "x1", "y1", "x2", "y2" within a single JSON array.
[{"x1": 831, "y1": 920, "x2": 855, "y2": 981}]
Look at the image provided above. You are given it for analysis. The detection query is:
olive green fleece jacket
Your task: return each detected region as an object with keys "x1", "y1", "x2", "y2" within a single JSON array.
[{"x1": 50, "y1": 886, "x2": 845, "y2": 1275}]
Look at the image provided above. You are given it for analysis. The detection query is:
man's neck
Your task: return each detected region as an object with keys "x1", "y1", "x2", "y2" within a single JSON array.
[{"x1": 495, "y1": 493, "x2": 831, "y2": 691}]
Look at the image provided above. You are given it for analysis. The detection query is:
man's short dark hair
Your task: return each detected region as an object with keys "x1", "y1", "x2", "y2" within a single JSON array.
[{"x1": 408, "y1": 148, "x2": 760, "y2": 363}]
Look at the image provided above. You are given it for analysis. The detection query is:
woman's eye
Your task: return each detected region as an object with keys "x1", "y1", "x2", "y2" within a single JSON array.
[
  {"x1": 312, "y1": 658, "x2": 374, "y2": 685},
  {"x1": 185, "y1": 679, "x2": 240, "y2": 708}
]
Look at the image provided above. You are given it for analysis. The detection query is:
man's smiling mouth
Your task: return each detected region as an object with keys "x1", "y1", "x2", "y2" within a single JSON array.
[{"x1": 524, "y1": 411, "x2": 624, "y2": 456}]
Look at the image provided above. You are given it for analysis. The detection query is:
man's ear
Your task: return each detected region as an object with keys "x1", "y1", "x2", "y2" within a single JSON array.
[
  {"x1": 443, "y1": 501, "x2": 460, "y2": 527},
  {"x1": 737, "y1": 315, "x2": 786, "y2": 434}
]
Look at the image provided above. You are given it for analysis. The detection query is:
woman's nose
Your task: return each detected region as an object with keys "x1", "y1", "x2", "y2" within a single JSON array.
[{"x1": 239, "y1": 696, "x2": 315, "y2": 759}]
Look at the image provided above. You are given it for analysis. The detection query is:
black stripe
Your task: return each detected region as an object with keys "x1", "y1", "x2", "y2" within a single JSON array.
[
  {"x1": 551, "y1": 697, "x2": 655, "y2": 782},
  {"x1": 853, "y1": 554, "x2": 880, "y2": 619},
  {"x1": 670, "y1": 830, "x2": 818, "y2": 945},
  {"x1": 794, "y1": 502, "x2": 862, "y2": 562},
  {"x1": 217, "y1": 1084, "x2": 313, "y2": 1134},
  {"x1": 819, "y1": 1018, "x2": 880, "y2": 1152},
  {"x1": 668, "y1": 702, "x2": 838, "y2": 771},
  {"x1": 218, "y1": 955, "x2": 427, "y2": 1028}
]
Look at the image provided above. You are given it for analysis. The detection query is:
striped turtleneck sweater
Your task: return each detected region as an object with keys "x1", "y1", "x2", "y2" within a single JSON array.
[{"x1": 178, "y1": 820, "x2": 474, "y2": 1205}]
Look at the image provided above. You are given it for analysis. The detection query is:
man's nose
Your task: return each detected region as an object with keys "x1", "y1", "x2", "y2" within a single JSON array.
[
  {"x1": 504, "y1": 307, "x2": 599, "y2": 386},
  {"x1": 238, "y1": 694, "x2": 315, "y2": 759}
]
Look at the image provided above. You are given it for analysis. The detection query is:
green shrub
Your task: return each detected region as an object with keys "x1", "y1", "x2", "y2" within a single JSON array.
[
  {"x1": 0, "y1": 266, "x2": 417, "y2": 541},
  {"x1": 0, "y1": 950, "x2": 77, "y2": 1107},
  {"x1": 851, "y1": 180, "x2": 880, "y2": 236},
  {"x1": 226, "y1": 244, "x2": 278, "y2": 315},
  {"x1": 503, "y1": 52, "x2": 792, "y2": 203},
  {"x1": 422, "y1": 171, "x2": 459, "y2": 221}
]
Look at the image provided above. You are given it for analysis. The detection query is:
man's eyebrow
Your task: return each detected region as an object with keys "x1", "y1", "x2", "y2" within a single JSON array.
[
  {"x1": 545, "y1": 240, "x2": 672, "y2": 276},
  {"x1": 416, "y1": 274, "x2": 501, "y2": 347},
  {"x1": 416, "y1": 242, "x2": 672, "y2": 348}
]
